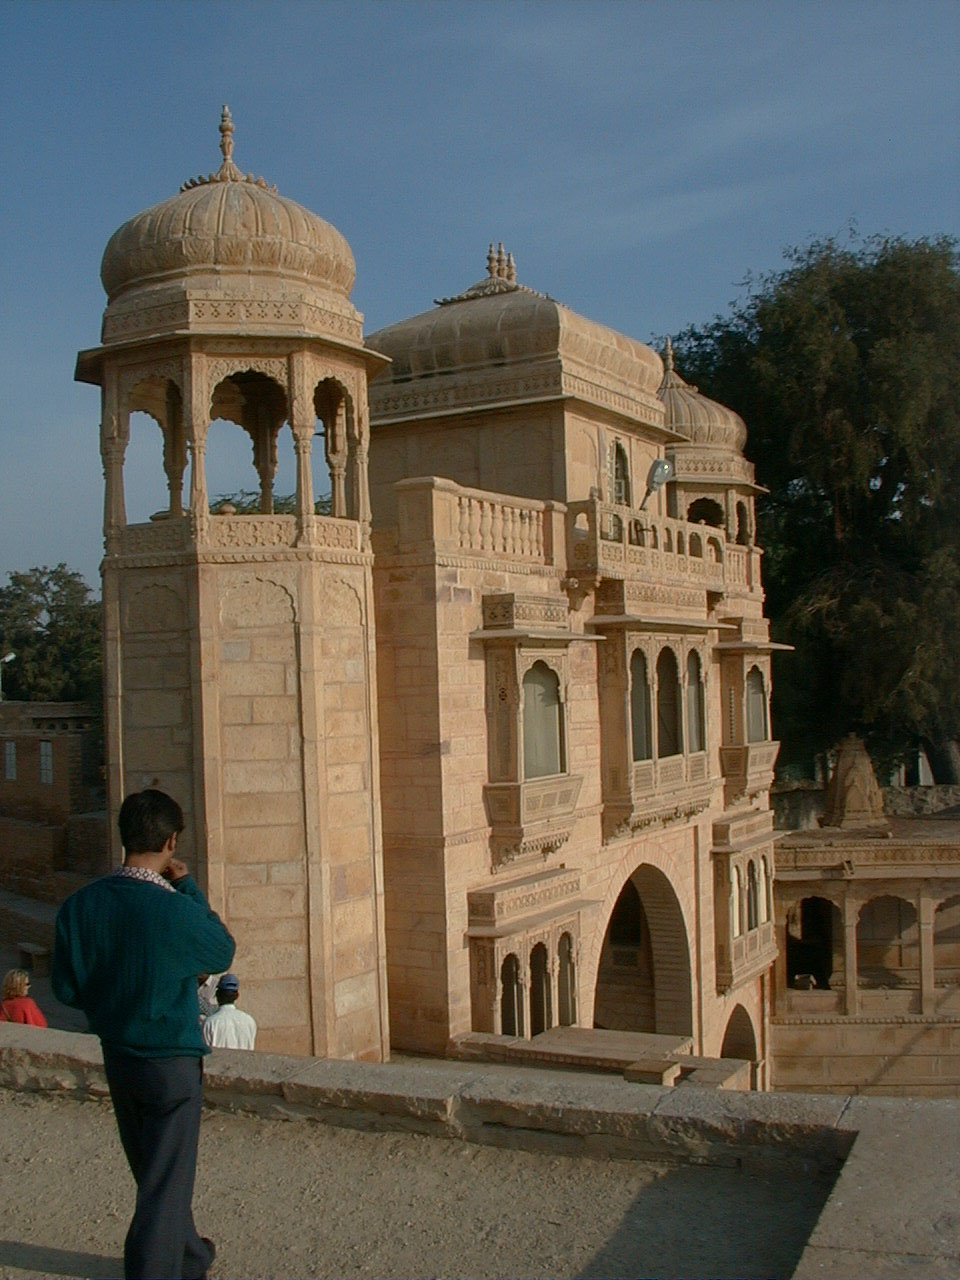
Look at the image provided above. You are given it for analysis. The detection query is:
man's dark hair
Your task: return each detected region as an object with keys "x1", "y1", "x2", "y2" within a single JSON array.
[
  {"x1": 216, "y1": 989, "x2": 239, "y2": 1006},
  {"x1": 118, "y1": 789, "x2": 184, "y2": 855}
]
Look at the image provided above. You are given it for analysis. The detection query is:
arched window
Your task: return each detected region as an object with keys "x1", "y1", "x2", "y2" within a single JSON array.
[
  {"x1": 656, "y1": 648, "x2": 682, "y2": 757},
  {"x1": 747, "y1": 861, "x2": 759, "y2": 931},
  {"x1": 689, "y1": 532, "x2": 703, "y2": 558},
  {"x1": 760, "y1": 856, "x2": 771, "y2": 924},
  {"x1": 500, "y1": 954, "x2": 523, "y2": 1036},
  {"x1": 522, "y1": 662, "x2": 564, "y2": 778},
  {"x1": 676, "y1": 530, "x2": 685, "y2": 556},
  {"x1": 529, "y1": 942, "x2": 552, "y2": 1036},
  {"x1": 732, "y1": 867, "x2": 743, "y2": 937},
  {"x1": 558, "y1": 933, "x2": 577, "y2": 1026},
  {"x1": 612, "y1": 441, "x2": 631, "y2": 506},
  {"x1": 685, "y1": 651, "x2": 705, "y2": 753},
  {"x1": 746, "y1": 666, "x2": 768, "y2": 743},
  {"x1": 630, "y1": 650, "x2": 652, "y2": 761},
  {"x1": 687, "y1": 497, "x2": 725, "y2": 528}
]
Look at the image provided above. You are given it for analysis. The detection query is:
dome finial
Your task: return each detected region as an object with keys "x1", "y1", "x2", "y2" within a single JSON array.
[
  {"x1": 506, "y1": 252, "x2": 517, "y2": 283},
  {"x1": 219, "y1": 105, "x2": 235, "y2": 164},
  {"x1": 497, "y1": 242, "x2": 507, "y2": 279},
  {"x1": 664, "y1": 335, "x2": 675, "y2": 371},
  {"x1": 487, "y1": 243, "x2": 497, "y2": 278}
]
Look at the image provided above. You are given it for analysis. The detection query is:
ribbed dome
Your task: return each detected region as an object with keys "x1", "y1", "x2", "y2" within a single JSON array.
[
  {"x1": 100, "y1": 108, "x2": 355, "y2": 303},
  {"x1": 658, "y1": 338, "x2": 747, "y2": 451}
]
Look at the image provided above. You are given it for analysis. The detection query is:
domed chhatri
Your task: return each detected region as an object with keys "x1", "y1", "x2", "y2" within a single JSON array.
[
  {"x1": 657, "y1": 337, "x2": 747, "y2": 452},
  {"x1": 99, "y1": 107, "x2": 360, "y2": 345}
]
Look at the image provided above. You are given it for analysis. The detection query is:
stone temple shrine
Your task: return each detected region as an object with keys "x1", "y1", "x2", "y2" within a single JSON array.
[{"x1": 75, "y1": 111, "x2": 783, "y2": 1080}]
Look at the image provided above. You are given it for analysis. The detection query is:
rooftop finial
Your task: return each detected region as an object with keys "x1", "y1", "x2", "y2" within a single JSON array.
[
  {"x1": 219, "y1": 104, "x2": 235, "y2": 164},
  {"x1": 506, "y1": 252, "x2": 517, "y2": 284},
  {"x1": 664, "y1": 336, "x2": 675, "y2": 372},
  {"x1": 487, "y1": 243, "x2": 497, "y2": 278},
  {"x1": 180, "y1": 107, "x2": 277, "y2": 192},
  {"x1": 497, "y1": 242, "x2": 507, "y2": 279}
]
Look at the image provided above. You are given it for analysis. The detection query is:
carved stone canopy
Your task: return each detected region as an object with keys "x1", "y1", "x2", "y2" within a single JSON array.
[
  {"x1": 820, "y1": 734, "x2": 890, "y2": 832},
  {"x1": 658, "y1": 338, "x2": 748, "y2": 453},
  {"x1": 100, "y1": 106, "x2": 356, "y2": 304}
]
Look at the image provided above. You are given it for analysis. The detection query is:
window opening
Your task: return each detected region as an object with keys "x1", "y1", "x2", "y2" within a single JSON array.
[
  {"x1": 686, "y1": 651, "x2": 705, "y2": 753},
  {"x1": 656, "y1": 648, "x2": 682, "y2": 757},
  {"x1": 523, "y1": 662, "x2": 564, "y2": 778},
  {"x1": 746, "y1": 666, "x2": 768, "y2": 742},
  {"x1": 39, "y1": 740, "x2": 53, "y2": 785},
  {"x1": 630, "y1": 650, "x2": 652, "y2": 761}
]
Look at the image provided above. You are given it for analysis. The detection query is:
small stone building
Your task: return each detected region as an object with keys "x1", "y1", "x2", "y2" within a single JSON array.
[
  {"x1": 773, "y1": 740, "x2": 960, "y2": 1094},
  {"x1": 75, "y1": 122, "x2": 781, "y2": 1076},
  {"x1": 0, "y1": 702, "x2": 106, "y2": 899}
]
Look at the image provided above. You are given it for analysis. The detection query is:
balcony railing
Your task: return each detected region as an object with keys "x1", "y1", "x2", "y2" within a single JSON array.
[
  {"x1": 720, "y1": 740, "x2": 780, "y2": 803},
  {"x1": 567, "y1": 496, "x2": 763, "y2": 597}
]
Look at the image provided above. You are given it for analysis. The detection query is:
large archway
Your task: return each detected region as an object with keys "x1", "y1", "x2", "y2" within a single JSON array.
[
  {"x1": 720, "y1": 1004, "x2": 757, "y2": 1061},
  {"x1": 594, "y1": 864, "x2": 693, "y2": 1037}
]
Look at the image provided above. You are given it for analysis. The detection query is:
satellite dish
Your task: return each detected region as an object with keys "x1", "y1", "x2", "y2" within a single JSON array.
[{"x1": 640, "y1": 458, "x2": 673, "y2": 509}]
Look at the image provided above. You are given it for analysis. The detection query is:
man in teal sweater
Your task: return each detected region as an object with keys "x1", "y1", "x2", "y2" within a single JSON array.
[{"x1": 53, "y1": 789, "x2": 235, "y2": 1280}]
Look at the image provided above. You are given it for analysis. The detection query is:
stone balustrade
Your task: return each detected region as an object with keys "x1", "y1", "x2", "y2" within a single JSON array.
[
  {"x1": 567, "y1": 496, "x2": 763, "y2": 598},
  {"x1": 394, "y1": 476, "x2": 565, "y2": 565}
]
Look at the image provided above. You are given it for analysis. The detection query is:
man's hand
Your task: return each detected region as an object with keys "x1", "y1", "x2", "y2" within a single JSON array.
[{"x1": 164, "y1": 858, "x2": 189, "y2": 883}]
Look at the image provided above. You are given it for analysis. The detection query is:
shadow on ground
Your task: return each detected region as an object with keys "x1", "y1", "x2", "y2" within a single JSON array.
[
  {"x1": 0, "y1": 1240, "x2": 120, "y2": 1278},
  {"x1": 574, "y1": 1159, "x2": 838, "y2": 1280}
]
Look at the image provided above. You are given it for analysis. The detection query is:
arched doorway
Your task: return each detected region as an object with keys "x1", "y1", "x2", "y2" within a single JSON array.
[
  {"x1": 529, "y1": 942, "x2": 552, "y2": 1036},
  {"x1": 857, "y1": 895, "x2": 918, "y2": 987},
  {"x1": 786, "y1": 896, "x2": 840, "y2": 989},
  {"x1": 558, "y1": 932, "x2": 577, "y2": 1026},
  {"x1": 594, "y1": 864, "x2": 693, "y2": 1037},
  {"x1": 720, "y1": 1004, "x2": 757, "y2": 1061},
  {"x1": 500, "y1": 954, "x2": 523, "y2": 1036}
]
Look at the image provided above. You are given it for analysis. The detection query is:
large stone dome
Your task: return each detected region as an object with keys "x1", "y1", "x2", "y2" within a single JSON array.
[
  {"x1": 367, "y1": 246, "x2": 664, "y2": 426},
  {"x1": 101, "y1": 107, "x2": 354, "y2": 302}
]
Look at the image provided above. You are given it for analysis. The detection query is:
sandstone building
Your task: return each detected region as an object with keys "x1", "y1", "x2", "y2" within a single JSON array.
[{"x1": 73, "y1": 115, "x2": 781, "y2": 1078}]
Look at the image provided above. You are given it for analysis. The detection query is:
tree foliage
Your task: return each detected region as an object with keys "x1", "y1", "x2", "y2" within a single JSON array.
[
  {"x1": 0, "y1": 565, "x2": 102, "y2": 702},
  {"x1": 673, "y1": 235, "x2": 960, "y2": 779}
]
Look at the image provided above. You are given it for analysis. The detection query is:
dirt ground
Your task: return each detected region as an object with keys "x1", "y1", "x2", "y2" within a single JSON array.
[{"x1": 0, "y1": 1087, "x2": 833, "y2": 1280}]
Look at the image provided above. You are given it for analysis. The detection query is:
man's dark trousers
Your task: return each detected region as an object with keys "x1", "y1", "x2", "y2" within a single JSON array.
[{"x1": 103, "y1": 1050, "x2": 213, "y2": 1280}]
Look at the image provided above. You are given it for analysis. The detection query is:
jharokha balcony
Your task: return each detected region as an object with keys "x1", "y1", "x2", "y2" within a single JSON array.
[{"x1": 565, "y1": 496, "x2": 763, "y2": 600}]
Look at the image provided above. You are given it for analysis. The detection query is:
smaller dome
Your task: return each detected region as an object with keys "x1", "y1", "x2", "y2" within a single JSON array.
[
  {"x1": 100, "y1": 107, "x2": 355, "y2": 302},
  {"x1": 658, "y1": 338, "x2": 747, "y2": 452}
]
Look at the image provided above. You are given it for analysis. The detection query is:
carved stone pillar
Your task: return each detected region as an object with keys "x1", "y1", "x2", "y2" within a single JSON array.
[
  {"x1": 842, "y1": 894, "x2": 860, "y2": 1016},
  {"x1": 773, "y1": 902, "x2": 791, "y2": 1010},
  {"x1": 519, "y1": 959, "x2": 531, "y2": 1040},
  {"x1": 163, "y1": 382, "x2": 187, "y2": 516},
  {"x1": 101, "y1": 372, "x2": 127, "y2": 549},
  {"x1": 550, "y1": 953, "x2": 560, "y2": 1033},
  {"x1": 185, "y1": 356, "x2": 209, "y2": 535},
  {"x1": 918, "y1": 892, "x2": 936, "y2": 1014}
]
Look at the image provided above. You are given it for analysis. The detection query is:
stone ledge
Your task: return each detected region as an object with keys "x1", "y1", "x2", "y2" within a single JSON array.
[
  {"x1": 2, "y1": 1024, "x2": 958, "y2": 1277},
  {"x1": 0, "y1": 1023, "x2": 847, "y2": 1173}
]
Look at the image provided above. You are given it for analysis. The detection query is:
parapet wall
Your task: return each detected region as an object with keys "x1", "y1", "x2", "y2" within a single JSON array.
[{"x1": 2, "y1": 1024, "x2": 958, "y2": 1276}]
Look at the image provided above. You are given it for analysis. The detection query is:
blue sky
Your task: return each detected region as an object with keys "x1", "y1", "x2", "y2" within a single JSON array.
[{"x1": 1, "y1": 0, "x2": 958, "y2": 590}]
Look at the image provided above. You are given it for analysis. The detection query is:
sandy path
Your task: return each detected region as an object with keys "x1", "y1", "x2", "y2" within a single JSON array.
[{"x1": 0, "y1": 1088, "x2": 831, "y2": 1279}]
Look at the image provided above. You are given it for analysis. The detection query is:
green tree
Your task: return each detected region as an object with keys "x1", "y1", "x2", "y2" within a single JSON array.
[
  {"x1": 0, "y1": 565, "x2": 102, "y2": 702},
  {"x1": 673, "y1": 234, "x2": 960, "y2": 780}
]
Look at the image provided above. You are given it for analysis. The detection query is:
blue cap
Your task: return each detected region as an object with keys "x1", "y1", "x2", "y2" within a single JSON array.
[{"x1": 217, "y1": 973, "x2": 240, "y2": 992}]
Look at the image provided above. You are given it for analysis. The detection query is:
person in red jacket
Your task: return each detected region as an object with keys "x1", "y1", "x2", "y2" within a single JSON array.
[{"x1": 0, "y1": 969, "x2": 47, "y2": 1026}]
